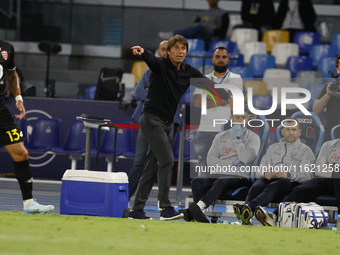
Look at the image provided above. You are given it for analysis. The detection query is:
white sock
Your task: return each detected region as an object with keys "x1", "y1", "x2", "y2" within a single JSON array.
[
  {"x1": 197, "y1": 200, "x2": 206, "y2": 211},
  {"x1": 23, "y1": 198, "x2": 34, "y2": 208}
]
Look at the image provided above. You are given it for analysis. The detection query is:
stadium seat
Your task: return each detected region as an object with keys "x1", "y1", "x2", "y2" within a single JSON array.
[
  {"x1": 131, "y1": 61, "x2": 148, "y2": 84},
  {"x1": 243, "y1": 80, "x2": 268, "y2": 95},
  {"x1": 285, "y1": 56, "x2": 313, "y2": 78},
  {"x1": 250, "y1": 95, "x2": 273, "y2": 110},
  {"x1": 243, "y1": 41, "x2": 267, "y2": 64},
  {"x1": 84, "y1": 85, "x2": 97, "y2": 99},
  {"x1": 98, "y1": 122, "x2": 135, "y2": 171},
  {"x1": 230, "y1": 28, "x2": 258, "y2": 55},
  {"x1": 229, "y1": 66, "x2": 252, "y2": 79},
  {"x1": 330, "y1": 33, "x2": 340, "y2": 56},
  {"x1": 51, "y1": 120, "x2": 87, "y2": 169},
  {"x1": 247, "y1": 54, "x2": 275, "y2": 78},
  {"x1": 309, "y1": 44, "x2": 332, "y2": 68},
  {"x1": 187, "y1": 39, "x2": 205, "y2": 54},
  {"x1": 296, "y1": 70, "x2": 323, "y2": 88},
  {"x1": 173, "y1": 129, "x2": 198, "y2": 161},
  {"x1": 27, "y1": 118, "x2": 63, "y2": 152},
  {"x1": 331, "y1": 124, "x2": 340, "y2": 140},
  {"x1": 293, "y1": 31, "x2": 320, "y2": 55},
  {"x1": 271, "y1": 43, "x2": 299, "y2": 66},
  {"x1": 208, "y1": 40, "x2": 236, "y2": 55},
  {"x1": 263, "y1": 68, "x2": 291, "y2": 92},
  {"x1": 305, "y1": 83, "x2": 324, "y2": 110},
  {"x1": 121, "y1": 73, "x2": 136, "y2": 102},
  {"x1": 99, "y1": 122, "x2": 135, "y2": 157},
  {"x1": 317, "y1": 56, "x2": 337, "y2": 78},
  {"x1": 276, "y1": 111, "x2": 324, "y2": 156},
  {"x1": 262, "y1": 30, "x2": 289, "y2": 53},
  {"x1": 185, "y1": 50, "x2": 210, "y2": 68},
  {"x1": 229, "y1": 53, "x2": 244, "y2": 67},
  {"x1": 227, "y1": 14, "x2": 242, "y2": 38}
]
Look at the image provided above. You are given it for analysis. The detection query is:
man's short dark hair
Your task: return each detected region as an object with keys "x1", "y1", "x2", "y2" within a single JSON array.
[
  {"x1": 336, "y1": 55, "x2": 340, "y2": 68},
  {"x1": 166, "y1": 34, "x2": 188, "y2": 52},
  {"x1": 212, "y1": 47, "x2": 229, "y2": 55}
]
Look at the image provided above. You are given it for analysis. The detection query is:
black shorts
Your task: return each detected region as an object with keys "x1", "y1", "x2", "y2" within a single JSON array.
[{"x1": 0, "y1": 107, "x2": 24, "y2": 146}]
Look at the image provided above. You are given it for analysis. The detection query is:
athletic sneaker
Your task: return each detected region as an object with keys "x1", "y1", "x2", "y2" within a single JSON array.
[
  {"x1": 233, "y1": 203, "x2": 242, "y2": 220},
  {"x1": 179, "y1": 208, "x2": 193, "y2": 222},
  {"x1": 255, "y1": 206, "x2": 277, "y2": 227},
  {"x1": 24, "y1": 200, "x2": 54, "y2": 215},
  {"x1": 239, "y1": 204, "x2": 253, "y2": 225},
  {"x1": 188, "y1": 203, "x2": 209, "y2": 223},
  {"x1": 128, "y1": 209, "x2": 152, "y2": 220},
  {"x1": 122, "y1": 208, "x2": 130, "y2": 218},
  {"x1": 160, "y1": 207, "x2": 183, "y2": 221}
]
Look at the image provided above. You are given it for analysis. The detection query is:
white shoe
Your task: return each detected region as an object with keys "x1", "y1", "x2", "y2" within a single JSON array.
[
  {"x1": 255, "y1": 206, "x2": 277, "y2": 227},
  {"x1": 158, "y1": 31, "x2": 173, "y2": 40},
  {"x1": 24, "y1": 200, "x2": 54, "y2": 215}
]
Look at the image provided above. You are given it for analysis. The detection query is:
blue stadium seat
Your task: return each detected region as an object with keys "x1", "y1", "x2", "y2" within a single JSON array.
[
  {"x1": 185, "y1": 51, "x2": 210, "y2": 69},
  {"x1": 51, "y1": 120, "x2": 86, "y2": 154},
  {"x1": 250, "y1": 95, "x2": 273, "y2": 109},
  {"x1": 208, "y1": 40, "x2": 236, "y2": 55},
  {"x1": 247, "y1": 54, "x2": 275, "y2": 78},
  {"x1": 293, "y1": 31, "x2": 320, "y2": 55},
  {"x1": 229, "y1": 53, "x2": 244, "y2": 67},
  {"x1": 285, "y1": 56, "x2": 313, "y2": 78},
  {"x1": 173, "y1": 129, "x2": 198, "y2": 161},
  {"x1": 187, "y1": 39, "x2": 205, "y2": 54},
  {"x1": 317, "y1": 56, "x2": 337, "y2": 78},
  {"x1": 27, "y1": 118, "x2": 63, "y2": 152},
  {"x1": 99, "y1": 122, "x2": 135, "y2": 157},
  {"x1": 229, "y1": 66, "x2": 252, "y2": 79},
  {"x1": 309, "y1": 45, "x2": 332, "y2": 69},
  {"x1": 331, "y1": 124, "x2": 340, "y2": 140},
  {"x1": 330, "y1": 33, "x2": 340, "y2": 56},
  {"x1": 276, "y1": 111, "x2": 324, "y2": 156},
  {"x1": 85, "y1": 85, "x2": 97, "y2": 99}
]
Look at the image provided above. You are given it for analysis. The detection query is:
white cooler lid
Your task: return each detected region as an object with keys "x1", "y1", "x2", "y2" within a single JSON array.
[{"x1": 62, "y1": 170, "x2": 128, "y2": 183}]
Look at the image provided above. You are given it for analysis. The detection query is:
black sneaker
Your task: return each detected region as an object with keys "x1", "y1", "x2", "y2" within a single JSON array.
[
  {"x1": 188, "y1": 203, "x2": 209, "y2": 223},
  {"x1": 160, "y1": 207, "x2": 184, "y2": 221},
  {"x1": 179, "y1": 209, "x2": 193, "y2": 222},
  {"x1": 128, "y1": 209, "x2": 152, "y2": 220},
  {"x1": 240, "y1": 204, "x2": 253, "y2": 225},
  {"x1": 122, "y1": 208, "x2": 130, "y2": 218}
]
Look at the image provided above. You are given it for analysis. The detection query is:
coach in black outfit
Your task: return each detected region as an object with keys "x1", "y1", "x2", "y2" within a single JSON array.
[{"x1": 128, "y1": 35, "x2": 211, "y2": 220}]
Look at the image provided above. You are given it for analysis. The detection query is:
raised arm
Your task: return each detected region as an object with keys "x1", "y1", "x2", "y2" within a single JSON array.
[{"x1": 131, "y1": 46, "x2": 161, "y2": 73}]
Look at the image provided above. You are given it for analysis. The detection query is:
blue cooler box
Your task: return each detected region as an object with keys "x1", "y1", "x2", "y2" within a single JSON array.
[{"x1": 60, "y1": 170, "x2": 129, "y2": 217}]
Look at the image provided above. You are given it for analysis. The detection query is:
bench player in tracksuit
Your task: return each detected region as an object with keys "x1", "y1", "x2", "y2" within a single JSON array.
[
  {"x1": 234, "y1": 118, "x2": 315, "y2": 225},
  {"x1": 181, "y1": 109, "x2": 260, "y2": 223},
  {"x1": 258, "y1": 138, "x2": 340, "y2": 227}
]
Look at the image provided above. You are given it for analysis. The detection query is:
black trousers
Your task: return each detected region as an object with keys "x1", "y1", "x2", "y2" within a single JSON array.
[
  {"x1": 245, "y1": 178, "x2": 297, "y2": 212},
  {"x1": 133, "y1": 113, "x2": 174, "y2": 210},
  {"x1": 191, "y1": 174, "x2": 250, "y2": 207}
]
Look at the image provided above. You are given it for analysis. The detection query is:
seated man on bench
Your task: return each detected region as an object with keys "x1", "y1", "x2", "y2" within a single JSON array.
[
  {"x1": 234, "y1": 118, "x2": 315, "y2": 225},
  {"x1": 180, "y1": 108, "x2": 260, "y2": 223},
  {"x1": 257, "y1": 137, "x2": 340, "y2": 227}
]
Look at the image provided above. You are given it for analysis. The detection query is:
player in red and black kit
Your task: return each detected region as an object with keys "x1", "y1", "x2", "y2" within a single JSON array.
[{"x1": 0, "y1": 40, "x2": 54, "y2": 214}]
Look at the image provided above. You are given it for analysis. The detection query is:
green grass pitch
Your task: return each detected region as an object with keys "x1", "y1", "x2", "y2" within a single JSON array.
[{"x1": 1, "y1": 211, "x2": 339, "y2": 255}]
